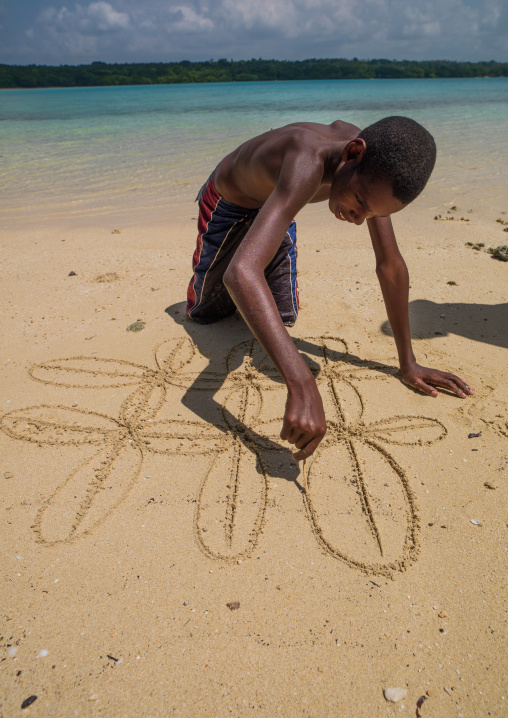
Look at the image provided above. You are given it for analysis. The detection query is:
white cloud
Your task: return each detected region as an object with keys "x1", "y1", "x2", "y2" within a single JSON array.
[
  {"x1": 4, "y1": 0, "x2": 506, "y2": 64},
  {"x1": 167, "y1": 5, "x2": 213, "y2": 32},
  {"x1": 220, "y1": 0, "x2": 298, "y2": 30},
  {"x1": 88, "y1": 2, "x2": 129, "y2": 30},
  {"x1": 38, "y1": 2, "x2": 129, "y2": 35}
]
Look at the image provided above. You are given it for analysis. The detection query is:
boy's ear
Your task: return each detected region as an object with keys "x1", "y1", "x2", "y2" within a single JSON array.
[{"x1": 342, "y1": 138, "x2": 367, "y2": 163}]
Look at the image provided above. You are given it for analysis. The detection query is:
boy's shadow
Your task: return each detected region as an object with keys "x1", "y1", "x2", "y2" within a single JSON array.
[
  {"x1": 381, "y1": 300, "x2": 508, "y2": 349},
  {"x1": 166, "y1": 302, "x2": 301, "y2": 483},
  {"x1": 165, "y1": 302, "x2": 338, "y2": 486}
]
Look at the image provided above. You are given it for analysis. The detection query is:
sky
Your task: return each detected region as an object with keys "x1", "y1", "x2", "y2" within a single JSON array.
[{"x1": 0, "y1": 0, "x2": 506, "y2": 66}]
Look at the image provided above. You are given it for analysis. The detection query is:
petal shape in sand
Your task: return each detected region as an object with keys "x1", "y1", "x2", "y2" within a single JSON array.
[
  {"x1": 225, "y1": 340, "x2": 254, "y2": 375},
  {"x1": 0, "y1": 405, "x2": 120, "y2": 446},
  {"x1": 324, "y1": 378, "x2": 365, "y2": 428},
  {"x1": 194, "y1": 441, "x2": 268, "y2": 561},
  {"x1": 138, "y1": 419, "x2": 224, "y2": 455},
  {"x1": 155, "y1": 337, "x2": 210, "y2": 382},
  {"x1": 119, "y1": 383, "x2": 167, "y2": 426},
  {"x1": 30, "y1": 357, "x2": 149, "y2": 388},
  {"x1": 303, "y1": 438, "x2": 419, "y2": 576},
  {"x1": 216, "y1": 384, "x2": 258, "y2": 433},
  {"x1": 364, "y1": 415, "x2": 447, "y2": 446},
  {"x1": 33, "y1": 443, "x2": 143, "y2": 545},
  {"x1": 295, "y1": 336, "x2": 348, "y2": 376}
]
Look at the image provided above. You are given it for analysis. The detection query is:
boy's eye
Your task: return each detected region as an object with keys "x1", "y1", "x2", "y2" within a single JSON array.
[{"x1": 355, "y1": 194, "x2": 364, "y2": 207}]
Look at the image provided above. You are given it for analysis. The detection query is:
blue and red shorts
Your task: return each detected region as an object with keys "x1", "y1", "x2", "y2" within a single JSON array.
[{"x1": 186, "y1": 174, "x2": 299, "y2": 326}]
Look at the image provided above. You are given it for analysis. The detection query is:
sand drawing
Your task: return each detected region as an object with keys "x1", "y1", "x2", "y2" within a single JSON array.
[
  {"x1": 1, "y1": 336, "x2": 448, "y2": 576},
  {"x1": 297, "y1": 338, "x2": 447, "y2": 576},
  {"x1": 491, "y1": 419, "x2": 508, "y2": 440}
]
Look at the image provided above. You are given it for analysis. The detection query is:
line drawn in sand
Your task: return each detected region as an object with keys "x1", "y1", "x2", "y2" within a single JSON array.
[
  {"x1": 489, "y1": 418, "x2": 508, "y2": 440},
  {"x1": 0, "y1": 336, "x2": 447, "y2": 576}
]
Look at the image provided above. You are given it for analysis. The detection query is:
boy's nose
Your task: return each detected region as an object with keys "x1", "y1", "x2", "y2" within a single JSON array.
[{"x1": 350, "y1": 209, "x2": 367, "y2": 225}]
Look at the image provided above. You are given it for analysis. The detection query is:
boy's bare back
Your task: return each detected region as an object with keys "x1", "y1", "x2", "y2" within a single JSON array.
[{"x1": 215, "y1": 121, "x2": 360, "y2": 209}]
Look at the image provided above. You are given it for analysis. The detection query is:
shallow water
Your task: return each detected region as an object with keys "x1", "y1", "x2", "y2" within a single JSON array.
[{"x1": 1, "y1": 78, "x2": 507, "y2": 226}]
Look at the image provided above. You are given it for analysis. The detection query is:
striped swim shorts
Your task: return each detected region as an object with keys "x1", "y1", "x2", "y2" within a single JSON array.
[{"x1": 186, "y1": 173, "x2": 299, "y2": 326}]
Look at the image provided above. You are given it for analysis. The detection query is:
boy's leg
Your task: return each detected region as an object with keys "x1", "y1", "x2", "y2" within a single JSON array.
[
  {"x1": 187, "y1": 176, "x2": 298, "y2": 326},
  {"x1": 264, "y1": 221, "x2": 299, "y2": 327},
  {"x1": 186, "y1": 176, "x2": 257, "y2": 324}
]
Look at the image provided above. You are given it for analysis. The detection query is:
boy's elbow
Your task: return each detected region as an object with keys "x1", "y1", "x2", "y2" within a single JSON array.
[
  {"x1": 223, "y1": 261, "x2": 249, "y2": 292},
  {"x1": 376, "y1": 256, "x2": 407, "y2": 279}
]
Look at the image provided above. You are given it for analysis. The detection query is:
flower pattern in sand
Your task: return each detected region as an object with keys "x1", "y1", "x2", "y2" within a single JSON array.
[{"x1": 0, "y1": 336, "x2": 447, "y2": 577}]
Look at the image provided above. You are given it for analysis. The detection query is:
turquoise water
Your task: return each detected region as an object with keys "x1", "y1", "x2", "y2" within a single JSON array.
[{"x1": 1, "y1": 78, "x2": 507, "y2": 225}]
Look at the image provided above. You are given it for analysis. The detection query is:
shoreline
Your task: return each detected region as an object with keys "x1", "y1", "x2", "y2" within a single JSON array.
[{"x1": 1, "y1": 75, "x2": 505, "y2": 91}]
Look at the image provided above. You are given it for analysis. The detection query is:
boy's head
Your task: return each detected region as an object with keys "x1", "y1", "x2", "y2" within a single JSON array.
[
  {"x1": 357, "y1": 116, "x2": 436, "y2": 205},
  {"x1": 329, "y1": 116, "x2": 436, "y2": 224}
]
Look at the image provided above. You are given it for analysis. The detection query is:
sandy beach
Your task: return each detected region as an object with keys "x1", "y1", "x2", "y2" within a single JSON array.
[{"x1": 1, "y1": 181, "x2": 507, "y2": 717}]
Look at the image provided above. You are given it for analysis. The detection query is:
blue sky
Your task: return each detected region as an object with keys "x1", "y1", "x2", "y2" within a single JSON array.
[{"x1": 0, "y1": 0, "x2": 506, "y2": 65}]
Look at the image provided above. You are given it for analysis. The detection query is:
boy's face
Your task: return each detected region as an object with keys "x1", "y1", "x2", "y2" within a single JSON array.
[{"x1": 329, "y1": 164, "x2": 406, "y2": 225}]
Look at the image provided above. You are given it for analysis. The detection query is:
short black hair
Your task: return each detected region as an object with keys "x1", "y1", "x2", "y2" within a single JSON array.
[{"x1": 357, "y1": 116, "x2": 436, "y2": 204}]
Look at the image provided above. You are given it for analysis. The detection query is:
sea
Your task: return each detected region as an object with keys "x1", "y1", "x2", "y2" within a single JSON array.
[{"x1": 1, "y1": 78, "x2": 507, "y2": 227}]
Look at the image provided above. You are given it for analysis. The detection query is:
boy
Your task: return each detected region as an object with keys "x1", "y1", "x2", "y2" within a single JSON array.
[{"x1": 186, "y1": 116, "x2": 473, "y2": 461}]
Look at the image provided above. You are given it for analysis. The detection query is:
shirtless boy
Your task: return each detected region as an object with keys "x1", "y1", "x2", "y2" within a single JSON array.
[{"x1": 186, "y1": 116, "x2": 473, "y2": 461}]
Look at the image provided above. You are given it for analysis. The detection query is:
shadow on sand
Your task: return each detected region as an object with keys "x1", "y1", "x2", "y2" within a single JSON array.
[
  {"x1": 381, "y1": 299, "x2": 508, "y2": 350},
  {"x1": 165, "y1": 302, "x2": 398, "y2": 484},
  {"x1": 165, "y1": 301, "x2": 303, "y2": 485}
]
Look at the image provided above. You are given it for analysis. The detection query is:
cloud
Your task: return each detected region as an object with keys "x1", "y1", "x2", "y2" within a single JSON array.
[
  {"x1": 166, "y1": 5, "x2": 213, "y2": 32},
  {"x1": 37, "y1": 2, "x2": 129, "y2": 35},
  {"x1": 1, "y1": 0, "x2": 506, "y2": 64}
]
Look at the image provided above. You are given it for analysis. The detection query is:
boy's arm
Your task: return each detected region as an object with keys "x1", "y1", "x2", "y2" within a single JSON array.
[
  {"x1": 224, "y1": 148, "x2": 327, "y2": 460},
  {"x1": 367, "y1": 216, "x2": 473, "y2": 398}
]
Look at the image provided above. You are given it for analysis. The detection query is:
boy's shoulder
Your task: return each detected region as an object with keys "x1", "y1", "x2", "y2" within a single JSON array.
[{"x1": 273, "y1": 119, "x2": 360, "y2": 144}]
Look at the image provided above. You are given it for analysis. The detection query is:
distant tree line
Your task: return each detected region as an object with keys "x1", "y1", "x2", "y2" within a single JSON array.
[{"x1": 1, "y1": 58, "x2": 506, "y2": 88}]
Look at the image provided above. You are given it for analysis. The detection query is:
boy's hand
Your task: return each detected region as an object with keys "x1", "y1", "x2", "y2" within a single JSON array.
[
  {"x1": 280, "y1": 380, "x2": 327, "y2": 461},
  {"x1": 401, "y1": 362, "x2": 473, "y2": 398}
]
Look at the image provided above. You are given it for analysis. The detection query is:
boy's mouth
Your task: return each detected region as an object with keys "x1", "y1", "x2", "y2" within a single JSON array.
[{"x1": 336, "y1": 208, "x2": 346, "y2": 221}]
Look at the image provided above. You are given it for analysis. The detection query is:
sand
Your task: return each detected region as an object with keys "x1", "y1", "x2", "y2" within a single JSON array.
[{"x1": 1, "y1": 192, "x2": 507, "y2": 717}]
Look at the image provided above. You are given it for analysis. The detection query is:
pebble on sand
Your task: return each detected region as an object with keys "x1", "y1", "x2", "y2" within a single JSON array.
[
  {"x1": 383, "y1": 687, "x2": 408, "y2": 703},
  {"x1": 8, "y1": 646, "x2": 17, "y2": 657},
  {"x1": 38, "y1": 649, "x2": 49, "y2": 658}
]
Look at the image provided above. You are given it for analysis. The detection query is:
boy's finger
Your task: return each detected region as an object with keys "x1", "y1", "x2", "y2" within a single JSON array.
[
  {"x1": 451, "y1": 377, "x2": 474, "y2": 395},
  {"x1": 444, "y1": 379, "x2": 468, "y2": 397},
  {"x1": 282, "y1": 425, "x2": 306, "y2": 445},
  {"x1": 280, "y1": 418, "x2": 292, "y2": 441},
  {"x1": 413, "y1": 378, "x2": 438, "y2": 397},
  {"x1": 292, "y1": 436, "x2": 322, "y2": 461},
  {"x1": 431, "y1": 375, "x2": 470, "y2": 398}
]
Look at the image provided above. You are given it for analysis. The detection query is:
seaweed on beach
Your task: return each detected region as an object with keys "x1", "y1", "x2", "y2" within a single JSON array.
[
  {"x1": 465, "y1": 242, "x2": 508, "y2": 261},
  {"x1": 487, "y1": 245, "x2": 508, "y2": 262}
]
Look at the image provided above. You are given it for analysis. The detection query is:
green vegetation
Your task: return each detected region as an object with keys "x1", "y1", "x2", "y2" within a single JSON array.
[{"x1": 1, "y1": 58, "x2": 506, "y2": 88}]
